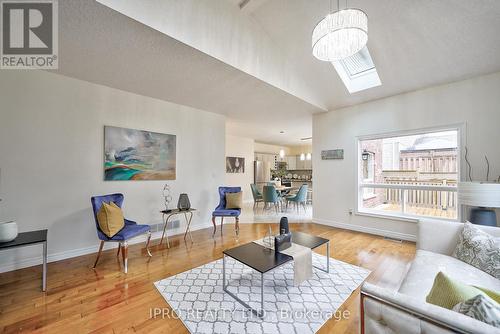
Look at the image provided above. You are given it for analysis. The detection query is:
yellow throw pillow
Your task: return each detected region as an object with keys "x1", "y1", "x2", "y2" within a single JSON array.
[
  {"x1": 225, "y1": 192, "x2": 243, "y2": 209},
  {"x1": 426, "y1": 272, "x2": 500, "y2": 309},
  {"x1": 97, "y1": 202, "x2": 125, "y2": 237},
  {"x1": 476, "y1": 286, "x2": 500, "y2": 304}
]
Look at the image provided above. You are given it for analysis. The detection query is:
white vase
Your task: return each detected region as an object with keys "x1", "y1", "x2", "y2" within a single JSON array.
[{"x1": 0, "y1": 221, "x2": 18, "y2": 243}]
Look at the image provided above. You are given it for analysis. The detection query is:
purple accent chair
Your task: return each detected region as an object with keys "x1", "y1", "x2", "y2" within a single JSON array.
[
  {"x1": 90, "y1": 193, "x2": 152, "y2": 273},
  {"x1": 212, "y1": 187, "x2": 241, "y2": 236}
]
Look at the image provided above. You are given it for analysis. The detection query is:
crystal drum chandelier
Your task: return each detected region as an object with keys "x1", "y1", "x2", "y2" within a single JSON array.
[{"x1": 312, "y1": 2, "x2": 368, "y2": 61}]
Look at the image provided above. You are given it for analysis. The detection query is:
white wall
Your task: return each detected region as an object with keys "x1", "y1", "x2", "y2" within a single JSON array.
[
  {"x1": 0, "y1": 71, "x2": 225, "y2": 272},
  {"x1": 254, "y1": 142, "x2": 290, "y2": 155},
  {"x1": 254, "y1": 143, "x2": 313, "y2": 162},
  {"x1": 313, "y1": 72, "x2": 500, "y2": 240},
  {"x1": 288, "y1": 145, "x2": 313, "y2": 156},
  {"x1": 225, "y1": 135, "x2": 254, "y2": 202}
]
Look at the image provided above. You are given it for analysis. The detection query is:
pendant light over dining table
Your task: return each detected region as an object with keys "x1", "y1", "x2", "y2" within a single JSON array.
[{"x1": 312, "y1": 0, "x2": 368, "y2": 61}]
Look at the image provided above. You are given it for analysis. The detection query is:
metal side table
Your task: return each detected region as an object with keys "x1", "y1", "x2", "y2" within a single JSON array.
[
  {"x1": 0, "y1": 229, "x2": 48, "y2": 291},
  {"x1": 159, "y1": 208, "x2": 195, "y2": 248}
]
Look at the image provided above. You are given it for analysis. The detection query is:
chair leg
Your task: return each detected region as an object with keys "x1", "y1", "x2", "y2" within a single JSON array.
[
  {"x1": 116, "y1": 244, "x2": 121, "y2": 257},
  {"x1": 212, "y1": 216, "x2": 217, "y2": 236},
  {"x1": 220, "y1": 217, "x2": 224, "y2": 235},
  {"x1": 302, "y1": 202, "x2": 307, "y2": 213},
  {"x1": 121, "y1": 241, "x2": 128, "y2": 274},
  {"x1": 145, "y1": 231, "x2": 152, "y2": 257},
  {"x1": 93, "y1": 241, "x2": 105, "y2": 269},
  {"x1": 275, "y1": 203, "x2": 278, "y2": 214},
  {"x1": 235, "y1": 217, "x2": 240, "y2": 236}
]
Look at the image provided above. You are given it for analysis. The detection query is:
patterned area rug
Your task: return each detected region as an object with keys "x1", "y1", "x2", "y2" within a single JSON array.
[{"x1": 154, "y1": 253, "x2": 370, "y2": 334}]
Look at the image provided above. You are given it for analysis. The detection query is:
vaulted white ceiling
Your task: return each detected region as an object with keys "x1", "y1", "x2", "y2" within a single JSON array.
[
  {"x1": 53, "y1": 0, "x2": 500, "y2": 145},
  {"x1": 246, "y1": 0, "x2": 500, "y2": 110}
]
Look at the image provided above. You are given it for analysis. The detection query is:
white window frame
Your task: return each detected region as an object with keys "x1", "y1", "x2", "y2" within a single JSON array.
[
  {"x1": 362, "y1": 151, "x2": 376, "y2": 199},
  {"x1": 355, "y1": 124, "x2": 466, "y2": 222}
]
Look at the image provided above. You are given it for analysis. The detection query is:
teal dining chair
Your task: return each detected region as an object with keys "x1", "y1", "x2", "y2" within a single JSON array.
[
  {"x1": 250, "y1": 184, "x2": 263, "y2": 209},
  {"x1": 262, "y1": 185, "x2": 281, "y2": 214},
  {"x1": 286, "y1": 184, "x2": 308, "y2": 213}
]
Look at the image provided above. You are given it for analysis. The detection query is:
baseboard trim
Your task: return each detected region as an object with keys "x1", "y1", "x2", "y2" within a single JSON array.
[
  {"x1": 0, "y1": 221, "x2": 213, "y2": 273},
  {"x1": 312, "y1": 218, "x2": 417, "y2": 242}
]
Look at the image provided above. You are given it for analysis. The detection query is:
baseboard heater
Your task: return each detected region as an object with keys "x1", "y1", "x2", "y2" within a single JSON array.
[{"x1": 150, "y1": 220, "x2": 180, "y2": 233}]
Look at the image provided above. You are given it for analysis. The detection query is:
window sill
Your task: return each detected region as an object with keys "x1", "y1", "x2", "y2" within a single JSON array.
[
  {"x1": 355, "y1": 209, "x2": 459, "y2": 223},
  {"x1": 355, "y1": 210, "x2": 418, "y2": 223}
]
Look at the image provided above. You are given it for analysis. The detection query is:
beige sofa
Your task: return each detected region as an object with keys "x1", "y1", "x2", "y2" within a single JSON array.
[{"x1": 361, "y1": 219, "x2": 500, "y2": 334}]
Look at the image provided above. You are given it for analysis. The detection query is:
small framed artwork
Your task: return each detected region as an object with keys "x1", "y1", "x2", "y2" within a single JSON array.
[
  {"x1": 226, "y1": 157, "x2": 245, "y2": 173},
  {"x1": 321, "y1": 149, "x2": 344, "y2": 160}
]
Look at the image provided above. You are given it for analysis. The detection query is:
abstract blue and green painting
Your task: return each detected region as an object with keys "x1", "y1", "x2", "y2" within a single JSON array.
[{"x1": 104, "y1": 126, "x2": 176, "y2": 181}]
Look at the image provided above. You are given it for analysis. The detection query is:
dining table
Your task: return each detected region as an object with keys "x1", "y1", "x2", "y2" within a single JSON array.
[
  {"x1": 275, "y1": 185, "x2": 293, "y2": 194},
  {"x1": 275, "y1": 185, "x2": 291, "y2": 190},
  {"x1": 274, "y1": 186, "x2": 294, "y2": 212}
]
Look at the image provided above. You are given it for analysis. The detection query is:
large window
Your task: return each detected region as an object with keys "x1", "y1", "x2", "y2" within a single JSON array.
[{"x1": 357, "y1": 128, "x2": 460, "y2": 220}]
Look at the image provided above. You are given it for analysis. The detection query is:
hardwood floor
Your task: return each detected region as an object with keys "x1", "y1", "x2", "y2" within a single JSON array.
[{"x1": 0, "y1": 222, "x2": 415, "y2": 334}]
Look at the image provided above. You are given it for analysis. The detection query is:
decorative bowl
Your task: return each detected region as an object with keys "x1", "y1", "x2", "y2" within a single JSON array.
[{"x1": 0, "y1": 221, "x2": 18, "y2": 243}]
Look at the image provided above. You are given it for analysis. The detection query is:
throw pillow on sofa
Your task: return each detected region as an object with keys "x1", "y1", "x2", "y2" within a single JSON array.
[
  {"x1": 452, "y1": 222, "x2": 500, "y2": 279},
  {"x1": 453, "y1": 294, "x2": 500, "y2": 328},
  {"x1": 225, "y1": 192, "x2": 243, "y2": 209},
  {"x1": 426, "y1": 272, "x2": 500, "y2": 309},
  {"x1": 97, "y1": 202, "x2": 125, "y2": 237}
]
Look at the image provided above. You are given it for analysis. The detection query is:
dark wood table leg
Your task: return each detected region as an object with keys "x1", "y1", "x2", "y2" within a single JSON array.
[
  {"x1": 122, "y1": 241, "x2": 128, "y2": 274},
  {"x1": 235, "y1": 217, "x2": 240, "y2": 236},
  {"x1": 212, "y1": 216, "x2": 217, "y2": 236},
  {"x1": 93, "y1": 241, "x2": 104, "y2": 269}
]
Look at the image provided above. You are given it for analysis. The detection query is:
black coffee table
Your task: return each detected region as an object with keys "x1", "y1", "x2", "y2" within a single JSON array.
[{"x1": 222, "y1": 231, "x2": 330, "y2": 317}]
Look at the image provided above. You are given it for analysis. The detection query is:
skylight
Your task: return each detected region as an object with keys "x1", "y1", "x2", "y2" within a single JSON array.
[{"x1": 332, "y1": 47, "x2": 381, "y2": 93}]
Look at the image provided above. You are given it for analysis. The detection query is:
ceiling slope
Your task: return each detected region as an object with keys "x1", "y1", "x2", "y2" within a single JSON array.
[
  {"x1": 250, "y1": 0, "x2": 500, "y2": 110},
  {"x1": 50, "y1": 0, "x2": 500, "y2": 145},
  {"x1": 51, "y1": 0, "x2": 321, "y2": 145}
]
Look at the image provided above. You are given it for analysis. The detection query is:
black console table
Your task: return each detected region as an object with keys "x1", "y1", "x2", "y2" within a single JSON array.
[{"x1": 0, "y1": 229, "x2": 48, "y2": 291}]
